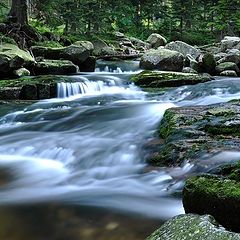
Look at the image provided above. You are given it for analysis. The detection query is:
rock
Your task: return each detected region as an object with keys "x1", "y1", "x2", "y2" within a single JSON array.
[
  {"x1": 147, "y1": 100, "x2": 240, "y2": 166},
  {"x1": 0, "y1": 44, "x2": 35, "y2": 76},
  {"x1": 100, "y1": 46, "x2": 117, "y2": 56},
  {"x1": 217, "y1": 49, "x2": 240, "y2": 65},
  {"x1": 129, "y1": 37, "x2": 151, "y2": 50},
  {"x1": 147, "y1": 33, "x2": 167, "y2": 48},
  {"x1": 198, "y1": 53, "x2": 216, "y2": 74},
  {"x1": 0, "y1": 87, "x2": 22, "y2": 100},
  {"x1": 184, "y1": 54, "x2": 199, "y2": 71},
  {"x1": 31, "y1": 41, "x2": 95, "y2": 71},
  {"x1": 166, "y1": 41, "x2": 201, "y2": 59},
  {"x1": 140, "y1": 49, "x2": 184, "y2": 71},
  {"x1": 220, "y1": 70, "x2": 238, "y2": 77},
  {"x1": 131, "y1": 70, "x2": 212, "y2": 88},
  {"x1": 13, "y1": 68, "x2": 30, "y2": 78},
  {"x1": 182, "y1": 67, "x2": 198, "y2": 74},
  {"x1": 92, "y1": 39, "x2": 108, "y2": 56},
  {"x1": 146, "y1": 214, "x2": 240, "y2": 240},
  {"x1": 183, "y1": 175, "x2": 240, "y2": 232},
  {"x1": 216, "y1": 62, "x2": 240, "y2": 75},
  {"x1": 214, "y1": 53, "x2": 227, "y2": 62},
  {"x1": 220, "y1": 36, "x2": 240, "y2": 52},
  {"x1": 32, "y1": 59, "x2": 78, "y2": 75}
]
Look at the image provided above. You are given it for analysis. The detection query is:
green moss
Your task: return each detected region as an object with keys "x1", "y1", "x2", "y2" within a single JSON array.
[
  {"x1": 185, "y1": 175, "x2": 240, "y2": 199},
  {"x1": 33, "y1": 41, "x2": 63, "y2": 48},
  {"x1": 0, "y1": 33, "x2": 16, "y2": 45}
]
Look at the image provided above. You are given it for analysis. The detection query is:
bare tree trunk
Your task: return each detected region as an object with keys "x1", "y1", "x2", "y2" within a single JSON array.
[{"x1": 9, "y1": 0, "x2": 28, "y2": 25}]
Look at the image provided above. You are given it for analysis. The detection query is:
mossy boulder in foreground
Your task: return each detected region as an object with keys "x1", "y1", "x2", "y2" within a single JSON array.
[
  {"x1": 131, "y1": 70, "x2": 212, "y2": 88},
  {"x1": 146, "y1": 214, "x2": 240, "y2": 240},
  {"x1": 183, "y1": 175, "x2": 240, "y2": 232}
]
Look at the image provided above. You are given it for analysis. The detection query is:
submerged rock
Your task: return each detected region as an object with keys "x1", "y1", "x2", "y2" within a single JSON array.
[
  {"x1": 146, "y1": 214, "x2": 240, "y2": 240},
  {"x1": 131, "y1": 70, "x2": 212, "y2": 88},
  {"x1": 183, "y1": 175, "x2": 240, "y2": 232},
  {"x1": 147, "y1": 101, "x2": 240, "y2": 166},
  {"x1": 140, "y1": 49, "x2": 184, "y2": 71}
]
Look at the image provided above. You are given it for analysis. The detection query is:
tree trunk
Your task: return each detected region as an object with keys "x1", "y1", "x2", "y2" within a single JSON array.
[{"x1": 9, "y1": 0, "x2": 28, "y2": 25}]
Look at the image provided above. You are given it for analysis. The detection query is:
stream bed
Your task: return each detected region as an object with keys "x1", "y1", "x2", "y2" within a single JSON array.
[{"x1": 0, "y1": 61, "x2": 240, "y2": 239}]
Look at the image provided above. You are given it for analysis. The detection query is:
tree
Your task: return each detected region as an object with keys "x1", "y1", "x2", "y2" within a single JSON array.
[{"x1": 8, "y1": 0, "x2": 28, "y2": 24}]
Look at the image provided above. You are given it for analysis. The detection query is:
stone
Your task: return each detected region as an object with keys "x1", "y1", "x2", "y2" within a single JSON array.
[
  {"x1": 129, "y1": 37, "x2": 151, "y2": 50},
  {"x1": 147, "y1": 33, "x2": 167, "y2": 48},
  {"x1": 140, "y1": 49, "x2": 184, "y2": 72},
  {"x1": 184, "y1": 54, "x2": 199, "y2": 71},
  {"x1": 131, "y1": 70, "x2": 212, "y2": 88},
  {"x1": 217, "y1": 49, "x2": 240, "y2": 65},
  {"x1": 182, "y1": 67, "x2": 198, "y2": 74},
  {"x1": 92, "y1": 39, "x2": 108, "y2": 56},
  {"x1": 32, "y1": 59, "x2": 78, "y2": 75},
  {"x1": 183, "y1": 175, "x2": 240, "y2": 232},
  {"x1": 220, "y1": 36, "x2": 240, "y2": 52},
  {"x1": 220, "y1": 70, "x2": 238, "y2": 77},
  {"x1": 146, "y1": 214, "x2": 240, "y2": 240},
  {"x1": 13, "y1": 68, "x2": 30, "y2": 78},
  {"x1": 100, "y1": 46, "x2": 116, "y2": 56},
  {"x1": 146, "y1": 100, "x2": 240, "y2": 166},
  {"x1": 114, "y1": 31, "x2": 125, "y2": 39},
  {"x1": 166, "y1": 41, "x2": 201, "y2": 59},
  {"x1": 216, "y1": 62, "x2": 240, "y2": 75},
  {"x1": 198, "y1": 53, "x2": 216, "y2": 74}
]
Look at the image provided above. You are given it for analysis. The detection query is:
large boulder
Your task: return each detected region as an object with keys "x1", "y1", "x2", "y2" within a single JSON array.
[
  {"x1": 184, "y1": 54, "x2": 199, "y2": 71},
  {"x1": 32, "y1": 59, "x2": 78, "y2": 75},
  {"x1": 216, "y1": 62, "x2": 240, "y2": 75},
  {"x1": 146, "y1": 214, "x2": 240, "y2": 240},
  {"x1": 31, "y1": 41, "x2": 95, "y2": 72},
  {"x1": 0, "y1": 44, "x2": 35, "y2": 77},
  {"x1": 217, "y1": 49, "x2": 240, "y2": 65},
  {"x1": 166, "y1": 41, "x2": 201, "y2": 59},
  {"x1": 131, "y1": 70, "x2": 212, "y2": 88},
  {"x1": 220, "y1": 36, "x2": 240, "y2": 52},
  {"x1": 147, "y1": 33, "x2": 167, "y2": 48},
  {"x1": 140, "y1": 49, "x2": 184, "y2": 71},
  {"x1": 92, "y1": 39, "x2": 108, "y2": 56},
  {"x1": 129, "y1": 37, "x2": 151, "y2": 50},
  {"x1": 183, "y1": 175, "x2": 240, "y2": 232}
]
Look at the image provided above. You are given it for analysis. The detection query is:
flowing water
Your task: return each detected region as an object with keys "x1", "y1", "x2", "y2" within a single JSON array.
[{"x1": 0, "y1": 61, "x2": 240, "y2": 239}]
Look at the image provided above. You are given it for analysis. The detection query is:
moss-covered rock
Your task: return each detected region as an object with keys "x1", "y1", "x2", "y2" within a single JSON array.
[
  {"x1": 32, "y1": 59, "x2": 78, "y2": 75},
  {"x1": 131, "y1": 70, "x2": 212, "y2": 88},
  {"x1": 31, "y1": 41, "x2": 95, "y2": 72},
  {"x1": 140, "y1": 49, "x2": 184, "y2": 72},
  {"x1": 183, "y1": 175, "x2": 240, "y2": 232},
  {"x1": 147, "y1": 101, "x2": 240, "y2": 166},
  {"x1": 146, "y1": 214, "x2": 240, "y2": 240},
  {"x1": 216, "y1": 62, "x2": 240, "y2": 75}
]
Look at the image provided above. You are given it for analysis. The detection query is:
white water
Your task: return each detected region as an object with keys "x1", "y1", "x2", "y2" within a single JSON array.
[{"x1": 0, "y1": 71, "x2": 240, "y2": 220}]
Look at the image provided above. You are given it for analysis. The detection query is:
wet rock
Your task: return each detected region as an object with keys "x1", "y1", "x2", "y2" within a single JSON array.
[
  {"x1": 147, "y1": 33, "x2": 167, "y2": 49},
  {"x1": 131, "y1": 70, "x2": 212, "y2": 88},
  {"x1": 216, "y1": 62, "x2": 240, "y2": 75},
  {"x1": 220, "y1": 70, "x2": 238, "y2": 77},
  {"x1": 148, "y1": 101, "x2": 240, "y2": 166},
  {"x1": 0, "y1": 87, "x2": 22, "y2": 100},
  {"x1": 220, "y1": 36, "x2": 240, "y2": 52},
  {"x1": 100, "y1": 46, "x2": 117, "y2": 56},
  {"x1": 183, "y1": 175, "x2": 240, "y2": 232},
  {"x1": 166, "y1": 41, "x2": 201, "y2": 59},
  {"x1": 140, "y1": 49, "x2": 184, "y2": 71},
  {"x1": 32, "y1": 59, "x2": 78, "y2": 75},
  {"x1": 146, "y1": 214, "x2": 240, "y2": 240}
]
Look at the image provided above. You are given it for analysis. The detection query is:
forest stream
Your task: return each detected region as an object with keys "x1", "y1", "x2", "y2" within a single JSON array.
[{"x1": 0, "y1": 60, "x2": 240, "y2": 240}]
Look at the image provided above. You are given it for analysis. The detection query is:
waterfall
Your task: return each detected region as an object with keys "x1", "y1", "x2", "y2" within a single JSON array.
[{"x1": 57, "y1": 81, "x2": 108, "y2": 98}]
